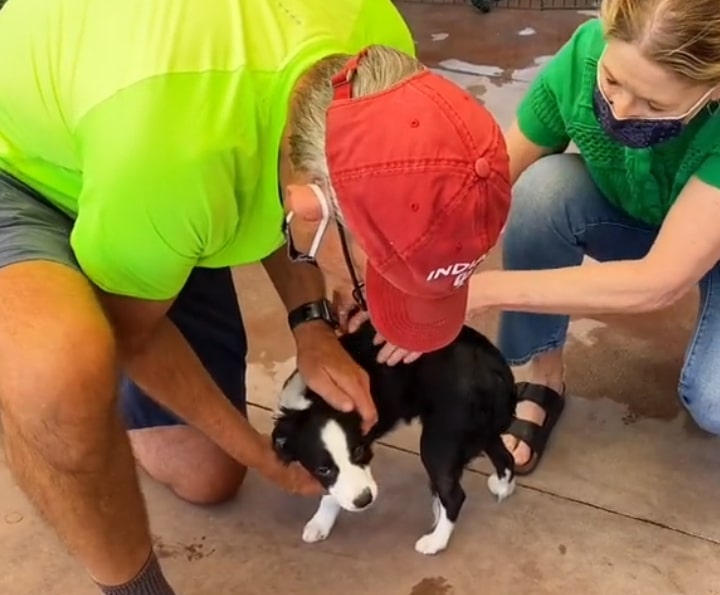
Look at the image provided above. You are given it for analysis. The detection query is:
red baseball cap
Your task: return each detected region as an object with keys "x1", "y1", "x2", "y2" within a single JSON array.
[{"x1": 325, "y1": 49, "x2": 511, "y2": 352}]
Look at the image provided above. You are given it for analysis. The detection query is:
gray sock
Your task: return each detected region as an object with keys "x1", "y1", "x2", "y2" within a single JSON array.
[{"x1": 96, "y1": 551, "x2": 176, "y2": 595}]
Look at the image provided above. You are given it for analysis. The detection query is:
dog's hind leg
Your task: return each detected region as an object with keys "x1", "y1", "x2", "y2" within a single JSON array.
[
  {"x1": 414, "y1": 428, "x2": 466, "y2": 555},
  {"x1": 485, "y1": 436, "x2": 516, "y2": 502},
  {"x1": 302, "y1": 494, "x2": 342, "y2": 544}
]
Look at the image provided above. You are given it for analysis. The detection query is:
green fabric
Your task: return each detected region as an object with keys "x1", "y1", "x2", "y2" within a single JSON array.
[
  {"x1": 516, "y1": 18, "x2": 720, "y2": 226},
  {"x1": 0, "y1": 0, "x2": 415, "y2": 299}
]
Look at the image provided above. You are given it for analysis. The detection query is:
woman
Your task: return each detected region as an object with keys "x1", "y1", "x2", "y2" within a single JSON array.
[{"x1": 468, "y1": 0, "x2": 720, "y2": 475}]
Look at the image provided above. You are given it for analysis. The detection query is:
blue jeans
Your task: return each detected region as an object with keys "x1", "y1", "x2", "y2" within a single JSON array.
[{"x1": 498, "y1": 153, "x2": 720, "y2": 435}]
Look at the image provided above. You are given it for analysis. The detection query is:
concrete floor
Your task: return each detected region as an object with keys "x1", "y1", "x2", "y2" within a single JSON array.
[{"x1": 2, "y1": 3, "x2": 720, "y2": 594}]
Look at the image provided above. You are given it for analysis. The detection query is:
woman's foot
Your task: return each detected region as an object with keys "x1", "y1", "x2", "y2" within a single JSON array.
[{"x1": 502, "y1": 352, "x2": 566, "y2": 473}]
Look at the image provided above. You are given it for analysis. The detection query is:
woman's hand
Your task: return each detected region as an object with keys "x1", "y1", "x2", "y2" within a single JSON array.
[{"x1": 345, "y1": 310, "x2": 423, "y2": 366}]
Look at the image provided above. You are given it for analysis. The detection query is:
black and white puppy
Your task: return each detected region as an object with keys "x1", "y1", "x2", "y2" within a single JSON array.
[{"x1": 272, "y1": 320, "x2": 517, "y2": 555}]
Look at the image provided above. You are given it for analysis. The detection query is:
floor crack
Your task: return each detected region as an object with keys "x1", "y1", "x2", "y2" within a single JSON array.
[{"x1": 249, "y1": 401, "x2": 720, "y2": 547}]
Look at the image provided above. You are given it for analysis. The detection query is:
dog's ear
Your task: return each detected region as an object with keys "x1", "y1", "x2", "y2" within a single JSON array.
[
  {"x1": 271, "y1": 414, "x2": 298, "y2": 464},
  {"x1": 278, "y1": 370, "x2": 312, "y2": 411}
]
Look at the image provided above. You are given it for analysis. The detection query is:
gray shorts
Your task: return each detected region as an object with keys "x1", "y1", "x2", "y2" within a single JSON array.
[
  {"x1": 0, "y1": 172, "x2": 80, "y2": 271},
  {"x1": 0, "y1": 172, "x2": 248, "y2": 429}
]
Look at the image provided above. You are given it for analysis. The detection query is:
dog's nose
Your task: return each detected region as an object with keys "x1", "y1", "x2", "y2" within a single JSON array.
[{"x1": 353, "y1": 488, "x2": 373, "y2": 510}]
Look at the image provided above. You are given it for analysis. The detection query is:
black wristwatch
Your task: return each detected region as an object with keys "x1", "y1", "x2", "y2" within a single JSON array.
[{"x1": 288, "y1": 299, "x2": 338, "y2": 332}]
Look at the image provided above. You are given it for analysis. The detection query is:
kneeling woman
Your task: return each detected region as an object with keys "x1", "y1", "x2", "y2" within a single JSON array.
[{"x1": 469, "y1": 0, "x2": 720, "y2": 474}]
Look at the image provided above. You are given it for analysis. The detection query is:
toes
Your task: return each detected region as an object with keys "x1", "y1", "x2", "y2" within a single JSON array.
[
  {"x1": 502, "y1": 434, "x2": 532, "y2": 467},
  {"x1": 512, "y1": 442, "x2": 533, "y2": 467},
  {"x1": 502, "y1": 433, "x2": 519, "y2": 451}
]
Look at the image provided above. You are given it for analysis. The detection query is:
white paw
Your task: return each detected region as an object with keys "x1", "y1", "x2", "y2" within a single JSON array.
[
  {"x1": 414, "y1": 532, "x2": 448, "y2": 556},
  {"x1": 302, "y1": 519, "x2": 332, "y2": 543},
  {"x1": 487, "y1": 471, "x2": 516, "y2": 502},
  {"x1": 301, "y1": 495, "x2": 341, "y2": 544}
]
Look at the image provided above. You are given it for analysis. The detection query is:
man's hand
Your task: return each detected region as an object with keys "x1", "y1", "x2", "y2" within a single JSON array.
[
  {"x1": 256, "y1": 436, "x2": 323, "y2": 496},
  {"x1": 293, "y1": 320, "x2": 377, "y2": 433},
  {"x1": 346, "y1": 310, "x2": 423, "y2": 366},
  {"x1": 100, "y1": 292, "x2": 320, "y2": 496}
]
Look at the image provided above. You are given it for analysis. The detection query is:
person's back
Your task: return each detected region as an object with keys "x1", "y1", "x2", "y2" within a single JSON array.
[
  {"x1": 0, "y1": 0, "x2": 414, "y2": 208},
  {"x1": 0, "y1": 0, "x2": 415, "y2": 298}
]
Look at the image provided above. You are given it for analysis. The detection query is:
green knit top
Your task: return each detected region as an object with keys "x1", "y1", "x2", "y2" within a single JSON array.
[{"x1": 516, "y1": 18, "x2": 720, "y2": 226}]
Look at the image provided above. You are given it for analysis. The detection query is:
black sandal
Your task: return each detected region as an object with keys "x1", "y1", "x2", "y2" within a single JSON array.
[{"x1": 506, "y1": 382, "x2": 566, "y2": 476}]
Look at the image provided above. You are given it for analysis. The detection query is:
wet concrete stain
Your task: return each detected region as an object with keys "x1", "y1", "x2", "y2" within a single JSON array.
[
  {"x1": 622, "y1": 411, "x2": 639, "y2": 425},
  {"x1": 232, "y1": 266, "x2": 295, "y2": 367},
  {"x1": 410, "y1": 576, "x2": 454, "y2": 595},
  {"x1": 402, "y1": 2, "x2": 593, "y2": 83},
  {"x1": 153, "y1": 534, "x2": 216, "y2": 561},
  {"x1": 465, "y1": 83, "x2": 488, "y2": 101},
  {"x1": 566, "y1": 306, "x2": 694, "y2": 422}
]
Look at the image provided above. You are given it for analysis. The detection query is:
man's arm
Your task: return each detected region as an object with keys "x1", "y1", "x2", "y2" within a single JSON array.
[
  {"x1": 260, "y1": 244, "x2": 337, "y2": 348},
  {"x1": 468, "y1": 177, "x2": 720, "y2": 315},
  {"x1": 260, "y1": 245, "x2": 377, "y2": 429},
  {"x1": 99, "y1": 292, "x2": 318, "y2": 494},
  {"x1": 101, "y1": 294, "x2": 265, "y2": 465},
  {"x1": 261, "y1": 244, "x2": 326, "y2": 314}
]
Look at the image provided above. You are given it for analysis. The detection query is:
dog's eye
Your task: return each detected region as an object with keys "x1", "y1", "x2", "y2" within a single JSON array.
[
  {"x1": 351, "y1": 446, "x2": 366, "y2": 462},
  {"x1": 316, "y1": 466, "x2": 332, "y2": 477}
]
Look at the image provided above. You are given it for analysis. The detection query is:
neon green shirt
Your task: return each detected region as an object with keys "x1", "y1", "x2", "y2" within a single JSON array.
[
  {"x1": 516, "y1": 18, "x2": 720, "y2": 226},
  {"x1": 0, "y1": 0, "x2": 415, "y2": 299}
]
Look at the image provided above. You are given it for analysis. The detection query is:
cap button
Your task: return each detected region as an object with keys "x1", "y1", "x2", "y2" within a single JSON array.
[{"x1": 474, "y1": 157, "x2": 490, "y2": 178}]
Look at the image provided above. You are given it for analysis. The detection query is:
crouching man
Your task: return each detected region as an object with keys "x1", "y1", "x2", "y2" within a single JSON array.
[{"x1": 0, "y1": 0, "x2": 511, "y2": 593}]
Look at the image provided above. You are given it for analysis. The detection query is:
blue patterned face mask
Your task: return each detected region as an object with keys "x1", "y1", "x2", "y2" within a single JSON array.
[{"x1": 593, "y1": 66, "x2": 717, "y2": 149}]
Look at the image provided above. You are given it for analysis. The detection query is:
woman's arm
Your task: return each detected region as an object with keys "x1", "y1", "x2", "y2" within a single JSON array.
[
  {"x1": 469, "y1": 176, "x2": 720, "y2": 315},
  {"x1": 504, "y1": 119, "x2": 558, "y2": 185}
]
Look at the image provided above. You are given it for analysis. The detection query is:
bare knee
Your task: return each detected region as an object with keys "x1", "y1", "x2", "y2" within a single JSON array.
[
  {"x1": 0, "y1": 318, "x2": 118, "y2": 473},
  {"x1": 171, "y1": 465, "x2": 247, "y2": 506},
  {"x1": 129, "y1": 427, "x2": 247, "y2": 506}
]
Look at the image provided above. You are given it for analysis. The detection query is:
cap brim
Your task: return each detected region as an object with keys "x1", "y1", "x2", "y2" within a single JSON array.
[{"x1": 364, "y1": 263, "x2": 468, "y2": 353}]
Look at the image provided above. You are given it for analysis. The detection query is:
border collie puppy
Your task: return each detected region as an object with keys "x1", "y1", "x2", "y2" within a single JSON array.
[{"x1": 272, "y1": 320, "x2": 517, "y2": 555}]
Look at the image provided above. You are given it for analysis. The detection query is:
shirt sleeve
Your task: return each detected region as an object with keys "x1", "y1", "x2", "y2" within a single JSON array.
[
  {"x1": 695, "y1": 151, "x2": 720, "y2": 191},
  {"x1": 516, "y1": 19, "x2": 602, "y2": 151},
  {"x1": 70, "y1": 75, "x2": 238, "y2": 300}
]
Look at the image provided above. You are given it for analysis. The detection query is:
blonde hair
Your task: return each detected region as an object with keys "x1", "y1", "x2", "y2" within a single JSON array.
[
  {"x1": 600, "y1": 0, "x2": 720, "y2": 83},
  {"x1": 287, "y1": 45, "x2": 423, "y2": 217}
]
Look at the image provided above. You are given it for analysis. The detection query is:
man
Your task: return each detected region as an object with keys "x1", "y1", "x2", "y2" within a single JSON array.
[{"x1": 0, "y1": 0, "x2": 511, "y2": 593}]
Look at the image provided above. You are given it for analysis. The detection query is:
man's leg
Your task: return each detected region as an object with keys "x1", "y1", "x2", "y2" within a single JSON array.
[
  {"x1": 498, "y1": 153, "x2": 658, "y2": 472},
  {"x1": 0, "y1": 176, "x2": 171, "y2": 592},
  {"x1": 120, "y1": 266, "x2": 249, "y2": 505}
]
